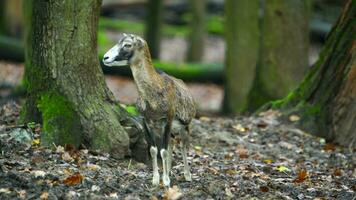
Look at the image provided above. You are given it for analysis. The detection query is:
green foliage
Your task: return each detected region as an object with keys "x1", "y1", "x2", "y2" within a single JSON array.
[
  {"x1": 123, "y1": 105, "x2": 139, "y2": 116},
  {"x1": 98, "y1": 16, "x2": 224, "y2": 37}
]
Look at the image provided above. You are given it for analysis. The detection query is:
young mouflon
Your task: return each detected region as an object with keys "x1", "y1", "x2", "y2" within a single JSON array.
[{"x1": 103, "y1": 33, "x2": 196, "y2": 187}]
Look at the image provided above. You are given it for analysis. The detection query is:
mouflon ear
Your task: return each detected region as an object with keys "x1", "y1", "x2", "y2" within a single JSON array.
[
  {"x1": 123, "y1": 33, "x2": 128, "y2": 37},
  {"x1": 136, "y1": 36, "x2": 145, "y2": 48}
]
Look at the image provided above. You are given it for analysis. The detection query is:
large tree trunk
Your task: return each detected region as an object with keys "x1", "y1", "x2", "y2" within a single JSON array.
[
  {"x1": 21, "y1": 0, "x2": 131, "y2": 158},
  {"x1": 223, "y1": 0, "x2": 260, "y2": 114},
  {"x1": 267, "y1": 0, "x2": 355, "y2": 148},
  {"x1": 145, "y1": 0, "x2": 163, "y2": 59},
  {"x1": 248, "y1": 0, "x2": 310, "y2": 111},
  {"x1": 187, "y1": 0, "x2": 206, "y2": 62}
]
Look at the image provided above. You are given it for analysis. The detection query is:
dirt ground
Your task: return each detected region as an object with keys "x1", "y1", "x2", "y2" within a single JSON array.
[{"x1": 0, "y1": 101, "x2": 355, "y2": 200}]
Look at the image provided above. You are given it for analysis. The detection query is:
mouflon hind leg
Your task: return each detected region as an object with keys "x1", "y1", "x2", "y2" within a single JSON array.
[
  {"x1": 180, "y1": 125, "x2": 192, "y2": 181},
  {"x1": 160, "y1": 149, "x2": 171, "y2": 187},
  {"x1": 150, "y1": 146, "x2": 160, "y2": 186}
]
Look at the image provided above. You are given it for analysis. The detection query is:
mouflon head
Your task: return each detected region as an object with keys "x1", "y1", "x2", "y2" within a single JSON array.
[{"x1": 102, "y1": 33, "x2": 146, "y2": 67}]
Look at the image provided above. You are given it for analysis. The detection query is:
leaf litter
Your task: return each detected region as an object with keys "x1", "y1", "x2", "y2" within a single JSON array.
[{"x1": 0, "y1": 102, "x2": 355, "y2": 199}]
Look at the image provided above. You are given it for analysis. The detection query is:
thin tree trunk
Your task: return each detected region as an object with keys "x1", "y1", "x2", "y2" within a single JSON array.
[
  {"x1": 223, "y1": 0, "x2": 260, "y2": 114},
  {"x1": 187, "y1": 0, "x2": 206, "y2": 62},
  {"x1": 21, "y1": 0, "x2": 131, "y2": 158},
  {"x1": 248, "y1": 0, "x2": 310, "y2": 111},
  {"x1": 145, "y1": 0, "x2": 163, "y2": 59},
  {"x1": 266, "y1": 0, "x2": 355, "y2": 148}
]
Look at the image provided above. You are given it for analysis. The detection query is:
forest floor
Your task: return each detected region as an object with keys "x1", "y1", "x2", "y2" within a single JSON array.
[{"x1": 0, "y1": 101, "x2": 355, "y2": 200}]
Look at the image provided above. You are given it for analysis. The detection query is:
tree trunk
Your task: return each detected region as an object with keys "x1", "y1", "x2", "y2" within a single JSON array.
[
  {"x1": 21, "y1": 0, "x2": 131, "y2": 158},
  {"x1": 267, "y1": 0, "x2": 356, "y2": 148},
  {"x1": 223, "y1": 0, "x2": 260, "y2": 114},
  {"x1": 248, "y1": 0, "x2": 310, "y2": 111},
  {"x1": 187, "y1": 0, "x2": 206, "y2": 62},
  {"x1": 145, "y1": 0, "x2": 163, "y2": 59}
]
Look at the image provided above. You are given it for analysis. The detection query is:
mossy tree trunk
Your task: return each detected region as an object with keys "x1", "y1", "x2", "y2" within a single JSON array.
[
  {"x1": 223, "y1": 0, "x2": 260, "y2": 114},
  {"x1": 187, "y1": 0, "x2": 206, "y2": 62},
  {"x1": 268, "y1": 0, "x2": 356, "y2": 148},
  {"x1": 248, "y1": 0, "x2": 310, "y2": 111},
  {"x1": 21, "y1": 0, "x2": 132, "y2": 158},
  {"x1": 145, "y1": 0, "x2": 163, "y2": 59}
]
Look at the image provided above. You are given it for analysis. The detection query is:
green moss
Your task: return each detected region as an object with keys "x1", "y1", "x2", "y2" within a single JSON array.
[{"x1": 37, "y1": 92, "x2": 82, "y2": 147}]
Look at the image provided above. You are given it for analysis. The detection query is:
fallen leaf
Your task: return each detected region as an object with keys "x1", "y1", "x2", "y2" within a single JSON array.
[
  {"x1": 225, "y1": 187, "x2": 234, "y2": 197},
  {"x1": 323, "y1": 143, "x2": 336, "y2": 151},
  {"x1": 91, "y1": 185, "x2": 100, "y2": 192},
  {"x1": 294, "y1": 169, "x2": 308, "y2": 183},
  {"x1": 40, "y1": 192, "x2": 49, "y2": 200},
  {"x1": 276, "y1": 165, "x2": 291, "y2": 173},
  {"x1": 333, "y1": 168, "x2": 342, "y2": 176},
  {"x1": 236, "y1": 148, "x2": 249, "y2": 159},
  {"x1": 56, "y1": 146, "x2": 65, "y2": 153},
  {"x1": 32, "y1": 139, "x2": 40, "y2": 146},
  {"x1": 260, "y1": 186, "x2": 269, "y2": 192},
  {"x1": 17, "y1": 190, "x2": 26, "y2": 199},
  {"x1": 232, "y1": 124, "x2": 246, "y2": 132},
  {"x1": 225, "y1": 169, "x2": 237, "y2": 176},
  {"x1": 163, "y1": 185, "x2": 182, "y2": 200},
  {"x1": 61, "y1": 152, "x2": 74, "y2": 162},
  {"x1": 87, "y1": 163, "x2": 101, "y2": 171},
  {"x1": 63, "y1": 173, "x2": 83, "y2": 186},
  {"x1": 289, "y1": 115, "x2": 300, "y2": 122},
  {"x1": 199, "y1": 116, "x2": 211, "y2": 122},
  {"x1": 0, "y1": 188, "x2": 11, "y2": 194},
  {"x1": 264, "y1": 159, "x2": 273, "y2": 164},
  {"x1": 32, "y1": 170, "x2": 46, "y2": 178}
]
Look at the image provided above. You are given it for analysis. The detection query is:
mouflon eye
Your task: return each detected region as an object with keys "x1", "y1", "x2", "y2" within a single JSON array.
[{"x1": 124, "y1": 44, "x2": 132, "y2": 48}]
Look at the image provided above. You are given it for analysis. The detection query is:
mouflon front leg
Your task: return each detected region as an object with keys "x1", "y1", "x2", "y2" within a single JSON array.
[
  {"x1": 150, "y1": 146, "x2": 160, "y2": 186},
  {"x1": 167, "y1": 140, "x2": 173, "y2": 174},
  {"x1": 161, "y1": 149, "x2": 171, "y2": 187},
  {"x1": 180, "y1": 126, "x2": 192, "y2": 181}
]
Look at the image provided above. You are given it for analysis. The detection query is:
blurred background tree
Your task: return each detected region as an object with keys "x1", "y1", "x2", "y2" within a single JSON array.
[
  {"x1": 145, "y1": 0, "x2": 164, "y2": 59},
  {"x1": 247, "y1": 0, "x2": 310, "y2": 111},
  {"x1": 187, "y1": 0, "x2": 206, "y2": 62},
  {"x1": 223, "y1": 0, "x2": 259, "y2": 114}
]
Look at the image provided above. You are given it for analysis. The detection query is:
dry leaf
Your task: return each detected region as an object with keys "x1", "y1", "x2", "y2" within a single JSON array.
[
  {"x1": 225, "y1": 169, "x2": 237, "y2": 176},
  {"x1": 260, "y1": 186, "x2": 269, "y2": 192},
  {"x1": 61, "y1": 152, "x2": 74, "y2": 162},
  {"x1": 17, "y1": 190, "x2": 26, "y2": 199},
  {"x1": 333, "y1": 168, "x2": 342, "y2": 176},
  {"x1": 236, "y1": 148, "x2": 249, "y2": 159},
  {"x1": 276, "y1": 165, "x2": 291, "y2": 173},
  {"x1": 232, "y1": 124, "x2": 246, "y2": 132},
  {"x1": 40, "y1": 192, "x2": 49, "y2": 200},
  {"x1": 32, "y1": 170, "x2": 46, "y2": 178},
  {"x1": 264, "y1": 159, "x2": 273, "y2": 164},
  {"x1": 225, "y1": 187, "x2": 234, "y2": 197},
  {"x1": 163, "y1": 185, "x2": 183, "y2": 200},
  {"x1": 199, "y1": 116, "x2": 211, "y2": 122},
  {"x1": 0, "y1": 188, "x2": 11, "y2": 194},
  {"x1": 87, "y1": 163, "x2": 101, "y2": 171},
  {"x1": 32, "y1": 139, "x2": 40, "y2": 146},
  {"x1": 56, "y1": 146, "x2": 65, "y2": 153},
  {"x1": 63, "y1": 173, "x2": 83, "y2": 186},
  {"x1": 323, "y1": 143, "x2": 336, "y2": 151},
  {"x1": 289, "y1": 115, "x2": 300, "y2": 122},
  {"x1": 294, "y1": 169, "x2": 308, "y2": 183}
]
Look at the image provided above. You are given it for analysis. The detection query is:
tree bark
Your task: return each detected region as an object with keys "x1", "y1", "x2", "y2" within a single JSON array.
[
  {"x1": 223, "y1": 0, "x2": 260, "y2": 114},
  {"x1": 145, "y1": 0, "x2": 163, "y2": 59},
  {"x1": 267, "y1": 0, "x2": 356, "y2": 148},
  {"x1": 21, "y1": 0, "x2": 131, "y2": 158},
  {"x1": 248, "y1": 0, "x2": 310, "y2": 111},
  {"x1": 187, "y1": 0, "x2": 206, "y2": 62}
]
